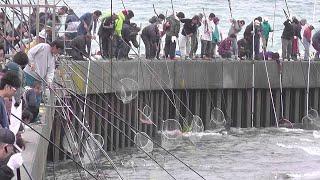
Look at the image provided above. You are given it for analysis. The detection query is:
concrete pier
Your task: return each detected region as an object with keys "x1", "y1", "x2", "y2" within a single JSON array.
[{"x1": 49, "y1": 59, "x2": 320, "y2": 160}]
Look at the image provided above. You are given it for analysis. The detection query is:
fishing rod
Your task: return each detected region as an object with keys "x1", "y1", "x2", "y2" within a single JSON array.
[
  {"x1": 10, "y1": 113, "x2": 100, "y2": 180},
  {"x1": 152, "y1": 4, "x2": 159, "y2": 17},
  {"x1": 53, "y1": 80, "x2": 177, "y2": 179},
  {"x1": 251, "y1": 19, "x2": 255, "y2": 127},
  {"x1": 55, "y1": 75, "x2": 103, "y2": 179},
  {"x1": 170, "y1": 0, "x2": 174, "y2": 14},
  {"x1": 202, "y1": 8, "x2": 209, "y2": 32},
  {"x1": 23, "y1": 61, "x2": 125, "y2": 179},
  {"x1": 59, "y1": 86, "x2": 192, "y2": 180},
  {"x1": 62, "y1": 47, "x2": 206, "y2": 180},
  {"x1": 271, "y1": 0, "x2": 276, "y2": 47},
  {"x1": 120, "y1": 0, "x2": 126, "y2": 10},
  {"x1": 227, "y1": 0, "x2": 233, "y2": 19},
  {"x1": 284, "y1": 0, "x2": 290, "y2": 18},
  {"x1": 54, "y1": 99, "x2": 107, "y2": 179}
]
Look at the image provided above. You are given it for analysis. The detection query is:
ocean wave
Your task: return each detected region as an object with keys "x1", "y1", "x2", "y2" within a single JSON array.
[{"x1": 277, "y1": 143, "x2": 320, "y2": 156}]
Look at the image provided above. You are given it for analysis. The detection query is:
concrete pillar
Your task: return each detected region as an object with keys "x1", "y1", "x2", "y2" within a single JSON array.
[
  {"x1": 294, "y1": 89, "x2": 300, "y2": 123},
  {"x1": 255, "y1": 90, "x2": 261, "y2": 128},
  {"x1": 236, "y1": 90, "x2": 242, "y2": 128},
  {"x1": 265, "y1": 90, "x2": 271, "y2": 127}
]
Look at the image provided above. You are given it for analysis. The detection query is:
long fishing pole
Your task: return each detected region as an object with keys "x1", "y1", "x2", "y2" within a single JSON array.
[
  {"x1": 152, "y1": 4, "x2": 159, "y2": 17},
  {"x1": 56, "y1": 55, "x2": 202, "y2": 178},
  {"x1": 10, "y1": 114, "x2": 100, "y2": 180},
  {"x1": 60, "y1": 87, "x2": 189, "y2": 180},
  {"x1": 271, "y1": 0, "x2": 277, "y2": 47},
  {"x1": 52, "y1": 81, "x2": 177, "y2": 179},
  {"x1": 66, "y1": 41, "x2": 205, "y2": 179},
  {"x1": 284, "y1": 0, "x2": 290, "y2": 17},
  {"x1": 227, "y1": 0, "x2": 233, "y2": 19},
  {"x1": 251, "y1": 19, "x2": 255, "y2": 127},
  {"x1": 23, "y1": 60, "x2": 124, "y2": 179},
  {"x1": 56, "y1": 61, "x2": 206, "y2": 179}
]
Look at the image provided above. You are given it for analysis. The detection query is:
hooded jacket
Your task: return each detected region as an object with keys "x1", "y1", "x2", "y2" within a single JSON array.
[
  {"x1": 115, "y1": 11, "x2": 126, "y2": 37},
  {"x1": 281, "y1": 19, "x2": 294, "y2": 40},
  {"x1": 261, "y1": 21, "x2": 272, "y2": 39},
  {"x1": 165, "y1": 15, "x2": 180, "y2": 37}
]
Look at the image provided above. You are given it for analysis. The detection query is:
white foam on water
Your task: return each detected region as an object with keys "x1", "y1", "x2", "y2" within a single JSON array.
[
  {"x1": 313, "y1": 131, "x2": 320, "y2": 139},
  {"x1": 286, "y1": 171, "x2": 320, "y2": 179},
  {"x1": 277, "y1": 143, "x2": 320, "y2": 156},
  {"x1": 278, "y1": 128, "x2": 304, "y2": 133},
  {"x1": 298, "y1": 138, "x2": 313, "y2": 142}
]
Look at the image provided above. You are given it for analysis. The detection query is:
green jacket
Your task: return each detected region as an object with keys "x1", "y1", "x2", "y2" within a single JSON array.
[
  {"x1": 115, "y1": 12, "x2": 125, "y2": 37},
  {"x1": 166, "y1": 15, "x2": 180, "y2": 37},
  {"x1": 261, "y1": 21, "x2": 272, "y2": 39}
]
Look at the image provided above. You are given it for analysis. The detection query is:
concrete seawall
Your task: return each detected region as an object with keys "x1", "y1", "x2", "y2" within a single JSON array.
[
  {"x1": 20, "y1": 92, "x2": 55, "y2": 180},
  {"x1": 62, "y1": 60, "x2": 320, "y2": 94},
  {"x1": 48, "y1": 59, "x2": 320, "y2": 161}
]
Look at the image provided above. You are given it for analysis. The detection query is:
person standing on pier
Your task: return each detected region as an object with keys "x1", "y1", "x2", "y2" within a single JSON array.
[
  {"x1": 77, "y1": 10, "x2": 102, "y2": 55},
  {"x1": 164, "y1": 12, "x2": 185, "y2": 60},
  {"x1": 114, "y1": 10, "x2": 134, "y2": 59},
  {"x1": 141, "y1": 23, "x2": 160, "y2": 59},
  {"x1": 228, "y1": 19, "x2": 245, "y2": 60},
  {"x1": 98, "y1": 13, "x2": 117, "y2": 59},
  {"x1": 291, "y1": 17, "x2": 302, "y2": 60},
  {"x1": 302, "y1": 25, "x2": 314, "y2": 61},
  {"x1": 200, "y1": 13, "x2": 214, "y2": 59},
  {"x1": 211, "y1": 17, "x2": 222, "y2": 58},
  {"x1": 24, "y1": 40, "x2": 64, "y2": 88},
  {"x1": 180, "y1": 15, "x2": 201, "y2": 60},
  {"x1": 281, "y1": 18, "x2": 294, "y2": 61},
  {"x1": 312, "y1": 30, "x2": 320, "y2": 60},
  {"x1": 261, "y1": 17, "x2": 273, "y2": 52}
]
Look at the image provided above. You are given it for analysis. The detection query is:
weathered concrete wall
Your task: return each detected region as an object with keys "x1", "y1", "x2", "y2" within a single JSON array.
[
  {"x1": 60, "y1": 60, "x2": 320, "y2": 94},
  {"x1": 20, "y1": 91, "x2": 55, "y2": 180}
]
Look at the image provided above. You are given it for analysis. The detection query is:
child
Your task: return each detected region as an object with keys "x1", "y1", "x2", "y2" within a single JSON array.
[{"x1": 24, "y1": 80, "x2": 41, "y2": 123}]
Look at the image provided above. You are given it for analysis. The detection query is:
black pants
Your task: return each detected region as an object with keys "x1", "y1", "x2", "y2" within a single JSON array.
[
  {"x1": 142, "y1": 36, "x2": 156, "y2": 59},
  {"x1": 118, "y1": 40, "x2": 131, "y2": 59},
  {"x1": 100, "y1": 35, "x2": 113, "y2": 58},
  {"x1": 164, "y1": 35, "x2": 176, "y2": 59}
]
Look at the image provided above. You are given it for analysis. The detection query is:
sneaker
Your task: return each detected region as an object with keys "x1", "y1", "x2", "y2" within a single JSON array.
[{"x1": 185, "y1": 57, "x2": 192, "y2": 60}]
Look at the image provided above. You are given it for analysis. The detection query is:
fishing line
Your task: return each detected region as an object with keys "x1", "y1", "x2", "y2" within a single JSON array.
[
  {"x1": 24, "y1": 63, "x2": 125, "y2": 180},
  {"x1": 261, "y1": 49, "x2": 279, "y2": 127},
  {"x1": 53, "y1": 82, "x2": 177, "y2": 179},
  {"x1": 56, "y1": 74, "x2": 104, "y2": 179},
  {"x1": 67, "y1": 42, "x2": 196, "y2": 127},
  {"x1": 56, "y1": 76, "x2": 206, "y2": 179},
  {"x1": 10, "y1": 113, "x2": 100, "y2": 180}
]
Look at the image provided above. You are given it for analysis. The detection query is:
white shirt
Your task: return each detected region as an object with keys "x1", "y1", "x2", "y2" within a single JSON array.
[
  {"x1": 24, "y1": 43, "x2": 55, "y2": 83},
  {"x1": 200, "y1": 19, "x2": 213, "y2": 41}
]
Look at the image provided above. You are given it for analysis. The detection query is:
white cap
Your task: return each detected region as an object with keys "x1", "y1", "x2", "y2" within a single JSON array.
[
  {"x1": 264, "y1": 17, "x2": 269, "y2": 22},
  {"x1": 39, "y1": 29, "x2": 47, "y2": 39}
]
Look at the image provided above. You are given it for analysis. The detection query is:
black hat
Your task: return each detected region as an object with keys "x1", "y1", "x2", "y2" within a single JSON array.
[{"x1": 0, "y1": 128, "x2": 15, "y2": 145}]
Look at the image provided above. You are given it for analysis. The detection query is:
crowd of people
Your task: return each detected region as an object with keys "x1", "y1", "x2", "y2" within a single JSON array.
[
  {"x1": 0, "y1": 5, "x2": 66, "y2": 178},
  {"x1": 1, "y1": 5, "x2": 320, "y2": 61}
]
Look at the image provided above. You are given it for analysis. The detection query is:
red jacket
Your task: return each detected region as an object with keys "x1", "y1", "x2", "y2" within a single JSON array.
[{"x1": 304, "y1": 27, "x2": 312, "y2": 43}]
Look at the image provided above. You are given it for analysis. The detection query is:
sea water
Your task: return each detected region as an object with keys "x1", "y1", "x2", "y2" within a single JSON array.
[
  {"x1": 44, "y1": 0, "x2": 320, "y2": 179},
  {"x1": 61, "y1": 0, "x2": 320, "y2": 54},
  {"x1": 46, "y1": 128, "x2": 320, "y2": 179}
]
